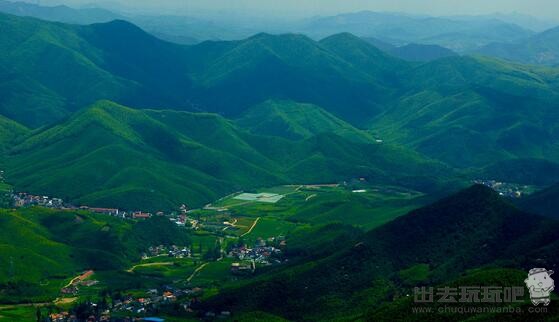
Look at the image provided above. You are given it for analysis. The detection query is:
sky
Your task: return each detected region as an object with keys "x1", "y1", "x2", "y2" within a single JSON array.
[{"x1": 33, "y1": 0, "x2": 559, "y2": 20}]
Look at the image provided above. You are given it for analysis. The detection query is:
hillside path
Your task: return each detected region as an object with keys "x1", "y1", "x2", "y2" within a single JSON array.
[
  {"x1": 240, "y1": 217, "x2": 260, "y2": 237},
  {"x1": 187, "y1": 262, "x2": 209, "y2": 282}
]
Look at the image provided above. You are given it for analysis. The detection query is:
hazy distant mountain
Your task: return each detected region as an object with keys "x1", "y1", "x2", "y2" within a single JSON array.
[
  {"x1": 362, "y1": 37, "x2": 396, "y2": 52},
  {"x1": 299, "y1": 11, "x2": 534, "y2": 52},
  {"x1": 449, "y1": 12, "x2": 558, "y2": 32},
  {"x1": 362, "y1": 38, "x2": 457, "y2": 62},
  {"x1": 389, "y1": 43, "x2": 458, "y2": 62},
  {"x1": 0, "y1": 2, "x2": 543, "y2": 52},
  {"x1": 0, "y1": 0, "x2": 121, "y2": 24},
  {"x1": 476, "y1": 26, "x2": 559, "y2": 65}
]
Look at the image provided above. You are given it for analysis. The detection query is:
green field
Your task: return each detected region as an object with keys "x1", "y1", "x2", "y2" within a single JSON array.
[
  {"x1": 0, "y1": 305, "x2": 38, "y2": 322},
  {"x1": 207, "y1": 184, "x2": 427, "y2": 230}
]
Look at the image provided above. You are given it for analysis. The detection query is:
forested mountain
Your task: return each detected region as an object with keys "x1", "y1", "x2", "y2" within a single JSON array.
[
  {"x1": 0, "y1": 14, "x2": 405, "y2": 127},
  {"x1": 237, "y1": 100, "x2": 374, "y2": 142},
  {"x1": 518, "y1": 182, "x2": 559, "y2": 218},
  {"x1": 2, "y1": 12, "x2": 559, "y2": 195},
  {"x1": 3, "y1": 100, "x2": 451, "y2": 211},
  {"x1": 370, "y1": 56, "x2": 559, "y2": 169}
]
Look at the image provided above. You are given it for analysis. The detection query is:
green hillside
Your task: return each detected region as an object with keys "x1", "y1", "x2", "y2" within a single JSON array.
[
  {"x1": 0, "y1": 114, "x2": 27, "y2": 153},
  {"x1": 0, "y1": 13, "x2": 140, "y2": 127},
  {"x1": 4, "y1": 100, "x2": 452, "y2": 211},
  {"x1": 0, "y1": 13, "x2": 406, "y2": 127},
  {"x1": 518, "y1": 182, "x2": 559, "y2": 218},
  {"x1": 200, "y1": 185, "x2": 559, "y2": 320},
  {"x1": 370, "y1": 56, "x2": 559, "y2": 172},
  {"x1": 184, "y1": 32, "x2": 404, "y2": 124},
  {"x1": 4, "y1": 101, "x2": 278, "y2": 211},
  {"x1": 3, "y1": 12, "x2": 559, "y2": 177},
  {"x1": 479, "y1": 158, "x2": 559, "y2": 185},
  {"x1": 0, "y1": 207, "x2": 190, "y2": 302},
  {"x1": 237, "y1": 100, "x2": 374, "y2": 142}
]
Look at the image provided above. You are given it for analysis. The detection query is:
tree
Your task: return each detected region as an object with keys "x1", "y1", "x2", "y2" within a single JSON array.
[{"x1": 35, "y1": 307, "x2": 42, "y2": 322}]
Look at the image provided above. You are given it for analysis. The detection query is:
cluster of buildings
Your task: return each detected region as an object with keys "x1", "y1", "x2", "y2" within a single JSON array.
[
  {"x1": 112, "y1": 286, "x2": 203, "y2": 315},
  {"x1": 168, "y1": 214, "x2": 190, "y2": 227},
  {"x1": 474, "y1": 179, "x2": 531, "y2": 198},
  {"x1": 228, "y1": 237, "x2": 285, "y2": 272},
  {"x1": 61, "y1": 270, "x2": 99, "y2": 296},
  {"x1": 48, "y1": 312, "x2": 165, "y2": 322},
  {"x1": 143, "y1": 245, "x2": 191, "y2": 259},
  {"x1": 12, "y1": 192, "x2": 65, "y2": 208},
  {"x1": 53, "y1": 287, "x2": 205, "y2": 321},
  {"x1": 10, "y1": 192, "x2": 173, "y2": 221}
]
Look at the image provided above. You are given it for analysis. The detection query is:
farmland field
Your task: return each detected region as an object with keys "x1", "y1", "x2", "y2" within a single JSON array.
[{"x1": 204, "y1": 184, "x2": 427, "y2": 230}]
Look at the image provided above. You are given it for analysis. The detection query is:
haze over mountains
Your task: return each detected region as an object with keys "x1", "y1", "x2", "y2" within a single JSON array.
[{"x1": 2, "y1": 0, "x2": 558, "y2": 51}]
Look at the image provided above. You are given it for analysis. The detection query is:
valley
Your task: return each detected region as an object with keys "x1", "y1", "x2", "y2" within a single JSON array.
[
  {"x1": 0, "y1": 181, "x2": 428, "y2": 321},
  {"x1": 0, "y1": 4, "x2": 559, "y2": 321}
]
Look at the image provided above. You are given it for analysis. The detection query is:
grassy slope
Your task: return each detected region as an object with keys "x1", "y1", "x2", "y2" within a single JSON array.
[
  {"x1": 0, "y1": 13, "x2": 406, "y2": 128},
  {"x1": 0, "y1": 114, "x2": 27, "y2": 152},
  {"x1": 0, "y1": 13, "x2": 137, "y2": 127},
  {"x1": 370, "y1": 56, "x2": 559, "y2": 171},
  {"x1": 5, "y1": 100, "x2": 454, "y2": 211},
  {"x1": 0, "y1": 207, "x2": 190, "y2": 302},
  {"x1": 5, "y1": 101, "x2": 279, "y2": 211},
  {"x1": 237, "y1": 100, "x2": 375, "y2": 142}
]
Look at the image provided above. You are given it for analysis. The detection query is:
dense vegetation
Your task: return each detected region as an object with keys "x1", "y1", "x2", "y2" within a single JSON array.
[
  {"x1": 1, "y1": 11, "x2": 559, "y2": 321},
  {"x1": 200, "y1": 186, "x2": 559, "y2": 320},
  {"x1": 3, "y1": 100, "x2": 452, "y2": 211},
  {"x1": 0, "y1": 207, "x2": 190, "y2": 302},
  {"x1": 2, "y1": 13, "x2": 559, "y2": 210}
]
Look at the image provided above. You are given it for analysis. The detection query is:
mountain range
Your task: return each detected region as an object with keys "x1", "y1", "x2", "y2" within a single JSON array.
[
  {"x1": 2, "y1": 12, "x2": 559, "y2": 210},
  {"x1": 298, "y1": 11, "x2": 536, "y2": 52},
  {"x1": 2, "y1": 1, "x2": 558, "y2": 54},
  {"x1": 1, "y1": 8, "x2": 559, "y2": 321},
  {"x1": 477, "y1": 26, "x2": 559, "y2": 65}
]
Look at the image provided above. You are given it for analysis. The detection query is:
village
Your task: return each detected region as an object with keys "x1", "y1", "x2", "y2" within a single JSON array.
[
  {"x1": 473, "y1": 179, "x2": 536, "y2": 198},
  {"x1": 47, "y1": 236, "x2": 286, "y2": 321},
  {"x1": 2, "y1": 184, "x2": 369, "y2": 321},
  {"x1": 9, "y1": 192, "x2": 190, "y2": 222}
]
